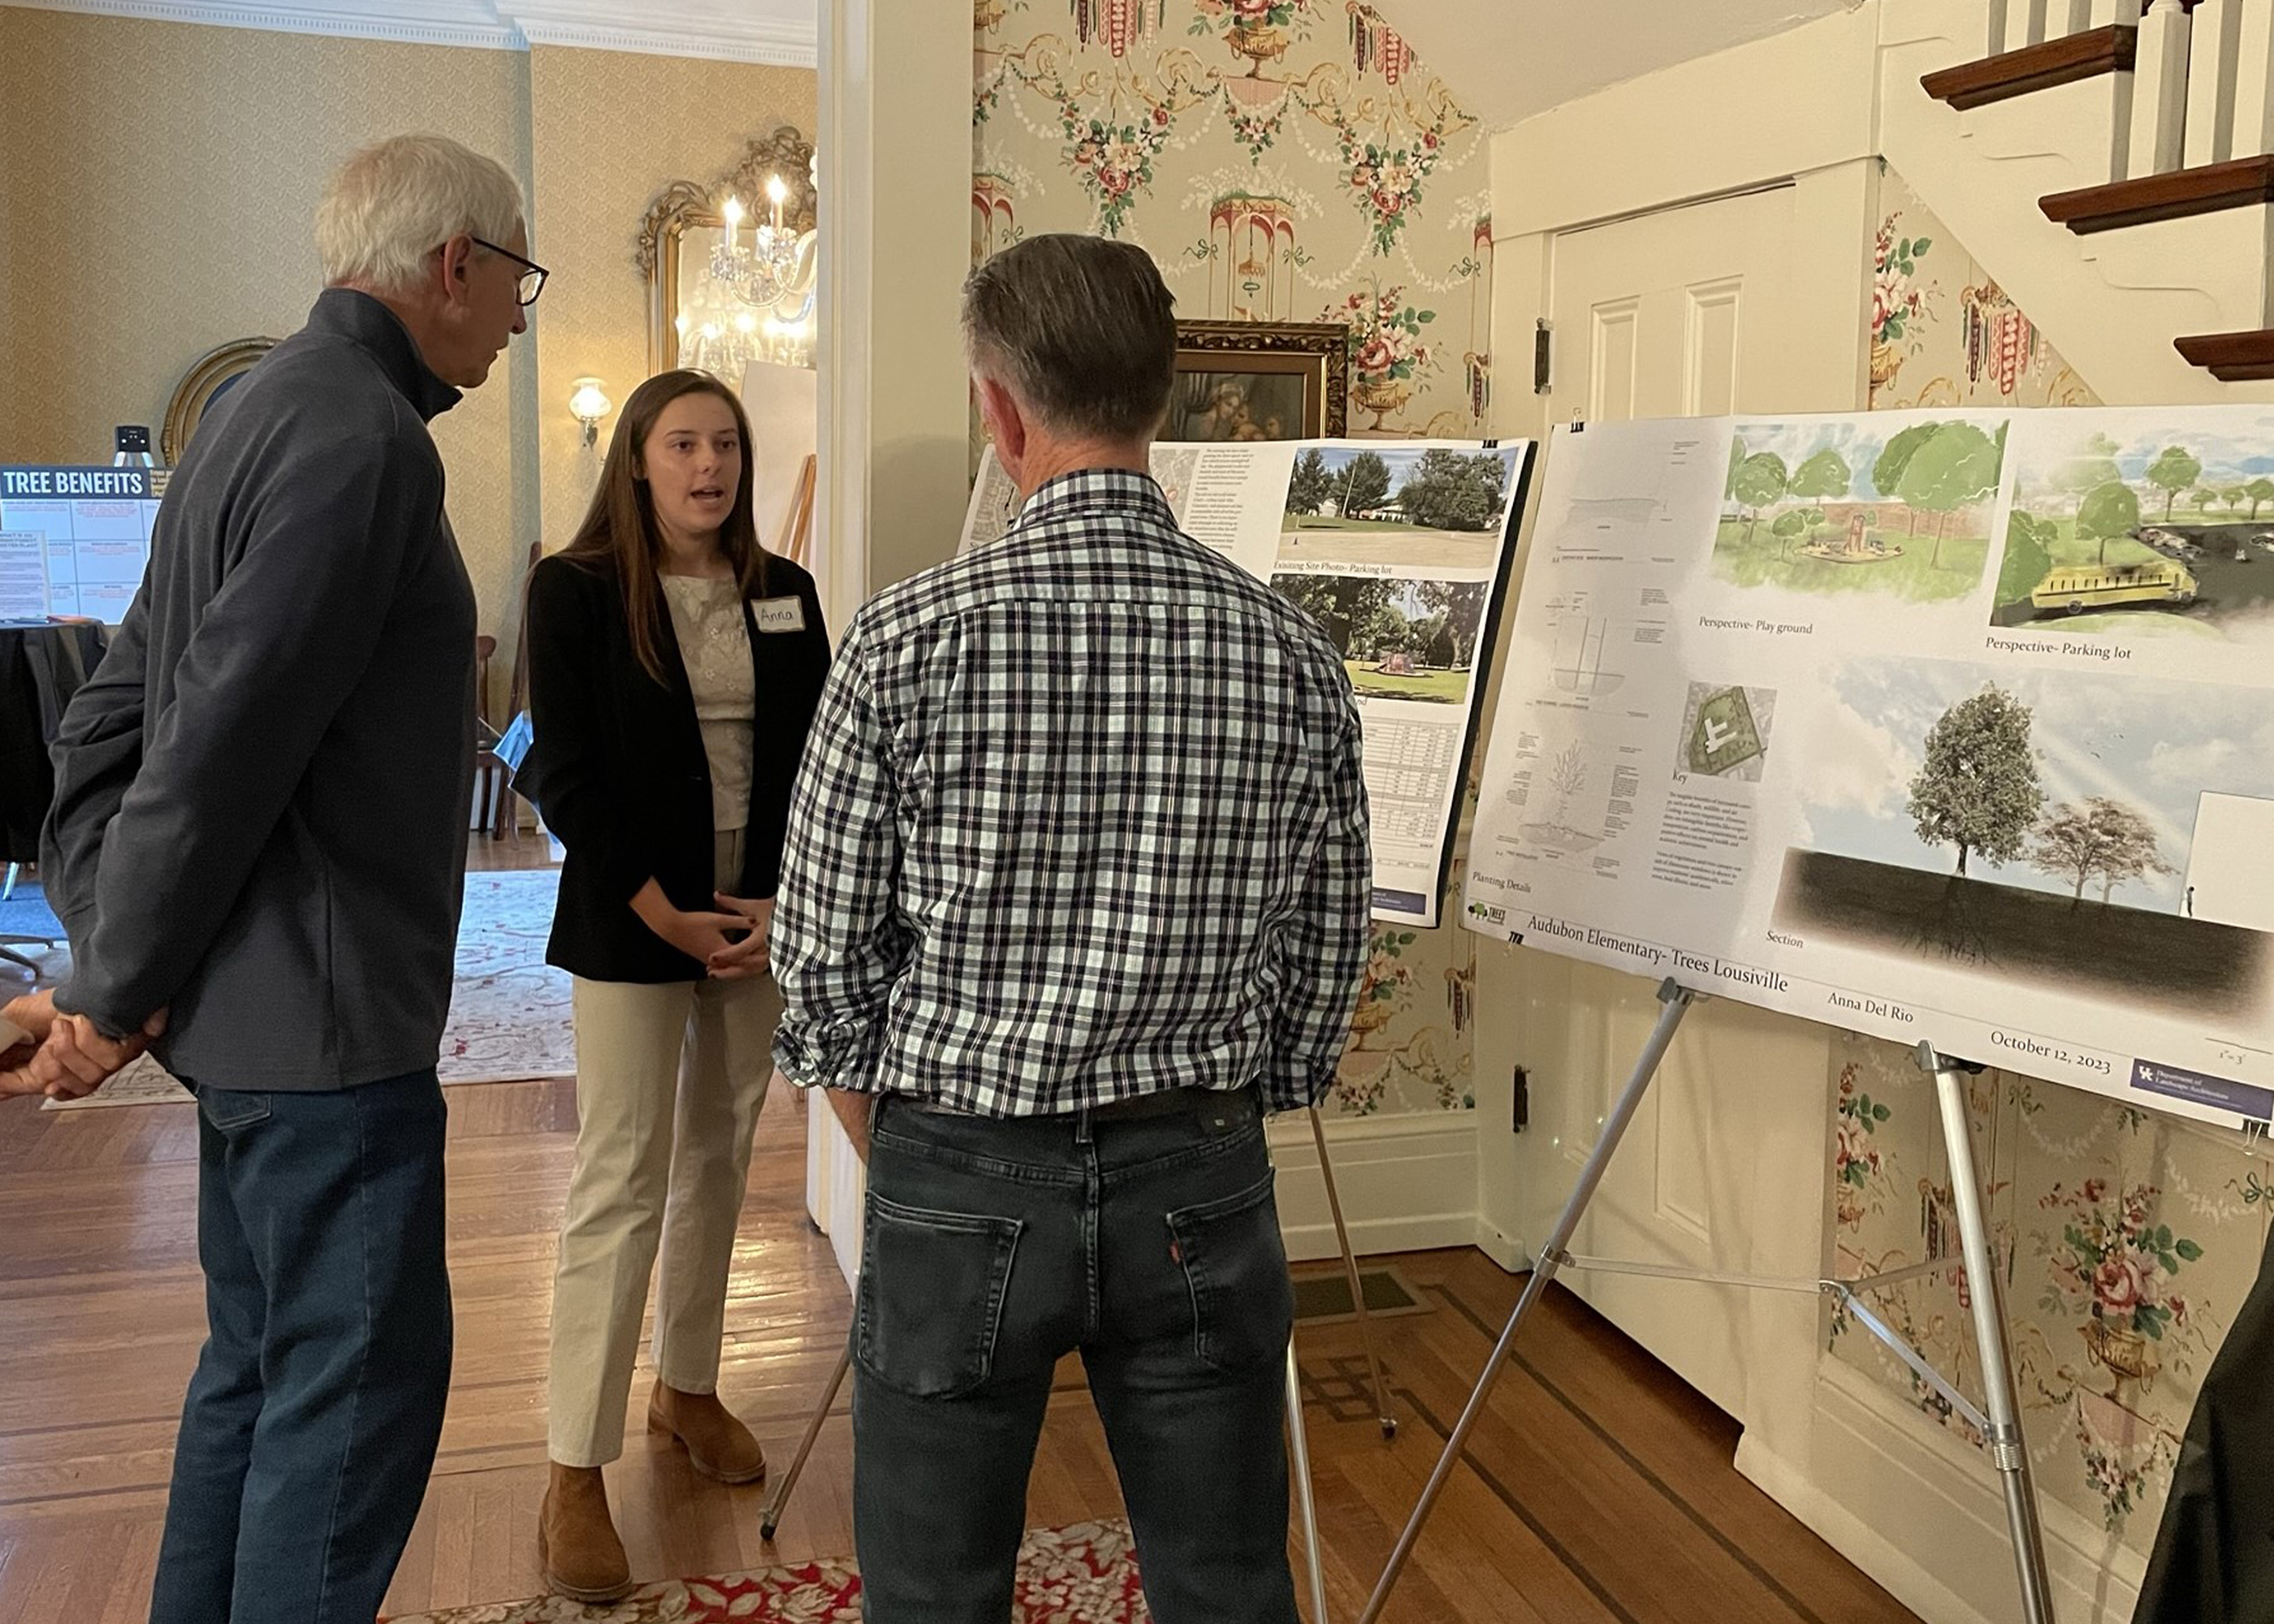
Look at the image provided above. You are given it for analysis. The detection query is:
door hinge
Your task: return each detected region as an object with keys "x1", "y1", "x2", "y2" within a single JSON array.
[
  {"x1": 1512, "y1": 1065, "x2": 1530, "y2": 1134},
  {"x1": 1533, "y1": 318, "x2": 1552, "y2": 395}
]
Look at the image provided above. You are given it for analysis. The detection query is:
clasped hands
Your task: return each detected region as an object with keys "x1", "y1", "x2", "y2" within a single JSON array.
[
  {"x1": 0, "y1": 991, "x2": 168, "y2": 1101},
  {"x1": 664, "y1": 892, "x2": 774, "y2": 980}
]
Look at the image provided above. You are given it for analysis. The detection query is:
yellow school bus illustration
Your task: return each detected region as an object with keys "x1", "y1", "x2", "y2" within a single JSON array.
[{"x1": 2030, "y1": 559, "x2": 2198, "y2": 615}]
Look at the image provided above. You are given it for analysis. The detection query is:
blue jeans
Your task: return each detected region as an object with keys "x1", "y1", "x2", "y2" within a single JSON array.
[
  {"x1": 149, "y1": 1071, "x2": 453, "y2": 1624},
  {"x1": 851, "y1": 1090, "x2": 1299, "y2": 1624}
]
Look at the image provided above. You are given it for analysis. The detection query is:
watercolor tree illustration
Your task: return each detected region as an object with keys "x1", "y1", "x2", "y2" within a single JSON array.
[
  {"x1": 2030, "y1": 798, "x2": 2177, "y2": 909},
  {"x1": 2075, "y1": 481, "x2": 2143, "y2": 566},
  {"x1": 2145, "y1": 445, "x2": 2204, "y2": 523},
  {"x1": 1996, "y1": 511, "x2": 2057, "y2": 609},
  {"x1": 1717, "y1": 421, "x2": 2003, "y2": 598},
  {"x1": 1728, "y1": 451, "x2": 1789, "y2": 543},
  {"x1": 1896, "y1": 422, "x2": 2004, "y2": 568}
]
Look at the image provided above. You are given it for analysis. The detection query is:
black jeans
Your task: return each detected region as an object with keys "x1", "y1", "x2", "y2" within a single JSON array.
[
  {"x1": 149, "y1": 1070, "x2": 452, "y2": 1624},
  {"x1": 851, "y1": 1090, "x2": 1299, "y2": 1624}
]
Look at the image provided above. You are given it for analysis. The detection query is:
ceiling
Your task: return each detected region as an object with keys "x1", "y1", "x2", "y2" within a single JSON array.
[
  {"x1": 10, "y1": 0, "x2": 1855, "y2": 106},
  {"x1": 1381, "y1": 0, "x2": 1864, "y2": 131},
  {"x1": 6, "y1": 0, "x2": 816, "y2": 63}
]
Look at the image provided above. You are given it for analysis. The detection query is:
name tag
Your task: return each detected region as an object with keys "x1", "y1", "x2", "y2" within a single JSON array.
[{"x1": 751, "y1": 596, "x2": 806, "y2": 634}]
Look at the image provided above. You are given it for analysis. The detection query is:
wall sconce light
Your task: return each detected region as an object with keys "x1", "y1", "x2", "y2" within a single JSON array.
[{"x1": 568, "y1": 376, "x2": 612, "y2": 448}]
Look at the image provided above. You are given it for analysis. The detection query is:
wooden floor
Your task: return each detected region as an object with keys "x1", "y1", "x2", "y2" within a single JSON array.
[{"x1": 0, "y1": 841, "x2": 1918, "y2": 1624}]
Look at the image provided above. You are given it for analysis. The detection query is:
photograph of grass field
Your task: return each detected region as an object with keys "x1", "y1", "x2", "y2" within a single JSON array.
[
  {"x1": 1281, "y1": 444, "x2": 1521, "y2": 571},
  {"x1": 1270, "y1": 571, "x2": 1489, "y2": 706}
]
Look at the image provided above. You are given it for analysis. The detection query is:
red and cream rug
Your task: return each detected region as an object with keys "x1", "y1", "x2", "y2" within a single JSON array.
[{"x1": 382, "y1": 1520, "x2": 1147, "y2": 1623}]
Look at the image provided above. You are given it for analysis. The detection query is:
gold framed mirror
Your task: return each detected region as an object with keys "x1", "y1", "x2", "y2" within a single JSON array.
[
  {"x1": 163, "y1": 336, "x2": 280, "y2": 464},
  {"x1": 637, "y1": 127, "x2": 818, "y2": 375}
]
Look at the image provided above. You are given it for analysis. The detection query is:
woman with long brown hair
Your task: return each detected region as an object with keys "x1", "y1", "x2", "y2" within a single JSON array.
[{"x1": 520, "y1": 369, "x2": 829, "y2": 1601}]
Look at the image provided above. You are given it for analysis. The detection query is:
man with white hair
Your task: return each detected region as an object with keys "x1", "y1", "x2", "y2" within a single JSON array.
[
  {"x1": 30, "y1": 132, "x2": 539, "y2": 1622},
  {"x1": 770, "y1": 232, "x2": 1372, "y2": 1624}
]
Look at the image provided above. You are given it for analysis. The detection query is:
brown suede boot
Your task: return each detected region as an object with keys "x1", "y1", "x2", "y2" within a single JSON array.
[
  {"x1": 538, "y1": 1462, "x2": 633, "y2": 1603},
  {"x1": 647, "y1": 1384, "x2": 767, "y2": 1484}
]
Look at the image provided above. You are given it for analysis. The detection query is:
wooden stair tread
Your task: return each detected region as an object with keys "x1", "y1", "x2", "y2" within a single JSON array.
[
  {"x1": 1921, "y1": 24, "x2": 2135, "y2": 111},
  {"x1": 2043, "y1": 153, "x2": 2274, "y2": 233},
  {"x1": 2177, "y1": 329, "x2": 2274, "y2": 381}
]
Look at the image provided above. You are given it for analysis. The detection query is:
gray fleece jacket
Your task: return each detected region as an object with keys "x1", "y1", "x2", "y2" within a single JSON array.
[{"x1": 42, "y1": 288, "x2": 478, "y2": 1090}]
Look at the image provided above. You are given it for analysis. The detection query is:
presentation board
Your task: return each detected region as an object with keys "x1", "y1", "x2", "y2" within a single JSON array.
[
  {"x1": 961, "y1": 437, "x2": 1533, "y2": 927},
  {"x1": 1465, "y1": 407, "x2": 2274, "y2": 1129},
  {"x1": 0, "y1": 464, "x2": 158, "y2": 624}
]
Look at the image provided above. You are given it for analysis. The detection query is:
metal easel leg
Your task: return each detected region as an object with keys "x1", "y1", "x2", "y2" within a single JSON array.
[
  {"x1": 1918, "y1": 1043, "x2": 2056, "y2": 1624},
  {"x1": 759, "y1": 1342, "x2": 853, "y2": 1542},
  {"x1": 1310, "y1": 1105, "x2": 1396, "y2": 1438},
  {"x1": 1357, "y1": 979, "x2": 1695, "y2": 1624},
  {"x1": 1286, "y1": 1339, "x2": 1331, "y2": 1624}
]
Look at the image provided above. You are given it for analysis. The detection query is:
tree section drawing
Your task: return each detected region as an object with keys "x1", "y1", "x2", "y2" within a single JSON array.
[{"x1": 1775, "y1": 661, "x2": 2274, "y2": 1017}]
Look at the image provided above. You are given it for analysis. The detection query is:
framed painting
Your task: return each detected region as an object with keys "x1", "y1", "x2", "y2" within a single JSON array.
[
  {"x1": 163, "y1": 336, "x2": 279, "y2": 464},
  {"x1": 1170, "y1": 320, "x2": 1347, "y2": 443}
]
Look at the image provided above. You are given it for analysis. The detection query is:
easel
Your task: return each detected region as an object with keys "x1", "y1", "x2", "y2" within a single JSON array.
[
  {"x1": 1358, "y1": 979, "x2": 2055, "y2": 1624},
  {"x1": 776, "y1": 453, "x2": 817, "y2": 568},
  {"x1": 759, "y1": 1103, "x2": 1397, "y2": 1623}
]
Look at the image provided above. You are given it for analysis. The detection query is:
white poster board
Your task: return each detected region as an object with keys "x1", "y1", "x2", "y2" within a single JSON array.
[
  {"x1": 1466, "y1": 408, "x2": 2274, "y2": 1129},
  {"x1": 0, "y1": 464, "x2": 158, "y2": 624},
  {"x1": 960, "y1": 437, "x2": 1533, "y2": 927}
]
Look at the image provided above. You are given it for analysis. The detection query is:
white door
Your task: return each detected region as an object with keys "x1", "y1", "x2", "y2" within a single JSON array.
[{"x1": 1481, "y1": 184, "x2": 1837, "y2": 1429}]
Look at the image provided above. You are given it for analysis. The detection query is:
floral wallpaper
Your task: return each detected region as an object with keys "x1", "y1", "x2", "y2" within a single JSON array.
[
  {"x1": 1835, "y1": 176, "x2": 2269, "y2": 1548},
  {"x1": 971, "y1": 0, "x2": 1490, "y2": 1116},
  {"x1": 973, "y1": 0, "x2": 1497, "y2": 439},
  {"x1": 1867, "y1": 162, "x2": 2100, "y2": 412}
]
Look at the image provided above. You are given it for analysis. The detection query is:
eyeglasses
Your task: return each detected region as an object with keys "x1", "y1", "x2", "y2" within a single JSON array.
[{"x1": 468, "y1": 235, "x2": 548, "y2": 307}]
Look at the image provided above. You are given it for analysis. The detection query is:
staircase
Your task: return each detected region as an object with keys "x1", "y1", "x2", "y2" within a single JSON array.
[{"x1": 1881, "y1": 0, "x2": 2274, "y2": 398}]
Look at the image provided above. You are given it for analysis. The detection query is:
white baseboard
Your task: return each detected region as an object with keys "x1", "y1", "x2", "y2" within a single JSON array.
[
  {"x1": 1738, "y1": 1359, "x2": 2143, "y2": 1624},
  {"x1": 810, "y1": 1105, "x2": 1481, "y2": 1280},
  {"x1": 1267, "y1": 1109, "x2": 1478, "y2": 1263}
]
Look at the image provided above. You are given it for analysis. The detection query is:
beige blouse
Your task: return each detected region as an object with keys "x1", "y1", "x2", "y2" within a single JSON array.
[{"x1": 659, "y1": 574, "x2": 755, "y2": 833}]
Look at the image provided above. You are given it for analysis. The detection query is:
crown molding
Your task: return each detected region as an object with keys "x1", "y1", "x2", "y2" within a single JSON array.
[
  {"x1": 512, "y1": 0, "x2": 813, "y2": 66},
  {"x1": 1, "y1": 0, "x2": 819, "y2": 64}
]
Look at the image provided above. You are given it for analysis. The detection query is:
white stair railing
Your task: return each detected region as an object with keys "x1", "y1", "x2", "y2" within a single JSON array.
[{"x1": 1975, "y1": 0, "x2": 2274, "y2": 181}]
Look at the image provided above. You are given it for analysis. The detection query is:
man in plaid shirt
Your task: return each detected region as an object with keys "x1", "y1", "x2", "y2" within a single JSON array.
[{"x1": 770, "y1": 233, "x2": 1370, "y2": 1624}]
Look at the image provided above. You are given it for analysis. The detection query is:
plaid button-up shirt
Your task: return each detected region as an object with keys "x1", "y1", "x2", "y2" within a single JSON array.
[{"x1": 770, "y1": 467, "x2": 1371, "y2": 1117}]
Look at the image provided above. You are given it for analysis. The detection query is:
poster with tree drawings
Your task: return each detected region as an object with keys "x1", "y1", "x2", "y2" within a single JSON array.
[{"x1": 1466, "y1": 408, "x2": 2274, "y2": 1129}]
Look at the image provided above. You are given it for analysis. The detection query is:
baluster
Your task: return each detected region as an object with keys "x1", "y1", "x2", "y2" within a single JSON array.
[
  {"x1": 2236, "y1": 0, "x2": 2274, "y2": 155},
  {"x1": 2084, "y1": 0, "x2": 2127, "y2": 25},
  {"x1": 1986, "y1": 0, "x2": 2010, "y2": 56},
  {"x1": 2005, "y1": 0, "x2": 2050, "y2": 53},
  {"x1": 2128, "y1": 0, "x2": 2194, "y2": 177},
  {"x1": 2184, "y1": 0, "x2": 2242, "y2": 166}
]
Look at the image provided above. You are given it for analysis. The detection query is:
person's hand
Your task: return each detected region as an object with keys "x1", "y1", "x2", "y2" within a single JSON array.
[
  {"x1": 656, "y1": 907, "x2": 746, "y2": 967},
  {"x1": 1, "y1": 991, "x2": 58, "y2": 1093},
  {"x1": 2, "y1": 1000, "x2": 166, "y2": 1100},
  {"x1": 825, "y1": 1087, "x2": 874, "y2": 1164},
  {"x1": 707, "y1": 892, "x2": 774, "y2": 980}
]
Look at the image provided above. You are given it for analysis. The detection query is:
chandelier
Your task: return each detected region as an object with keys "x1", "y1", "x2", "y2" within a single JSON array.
[
  {"x1": 711, "y1": 177, "x2": 804, "y2": 307},
  {"x1": 683, "y1": 154, "x2": 819, "y2": 375}
]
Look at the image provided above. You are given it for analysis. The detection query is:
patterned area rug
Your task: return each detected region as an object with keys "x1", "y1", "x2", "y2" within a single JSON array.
[
  {"x1": 41, "y1": 870, "x2": 573, "y2": 1110},
  {"x1": 379, "y1": 1520, "x2": 1147, "y2": 1623}
]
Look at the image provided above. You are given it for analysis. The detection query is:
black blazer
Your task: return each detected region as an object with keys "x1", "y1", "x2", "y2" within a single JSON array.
[{"x1": 521, "y1": 550, "x2": 830, "y2": 983}]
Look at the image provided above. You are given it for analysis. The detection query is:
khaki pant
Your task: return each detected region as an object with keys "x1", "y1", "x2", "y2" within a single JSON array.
[{"x1": 547, "y1": 829, "x2": 779, "y2": 1467}]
